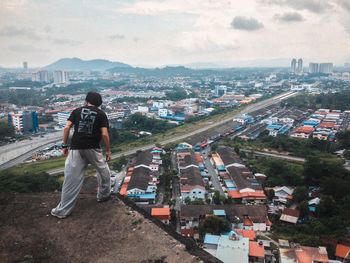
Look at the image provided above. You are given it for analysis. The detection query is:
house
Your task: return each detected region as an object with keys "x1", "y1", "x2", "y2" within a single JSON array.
[
  {"x1": 203, "y1": 234, "x2": 221, "y2": 250},
  {"x1": 216, "y1": 234, "x2": 249, "y2": 263},
  {"x1": 335, "y1": 243, "x2": 350, "y2": 261},
  {"x1": 204, "y1": 231, "x2": 265, "y2": 263},
  {"x1": 151, "y1": 207, "x2": 171, "y2": 224},
  {"x1": 235, "y1": 229, "x2": 256, "y2": 241},
  {"x1": 249, "y1": 241, "x2": 265, "y2": 263},
  {"x1": 273, "y1": 186, "x2": 294, "y2": 204},
  {"x1": 308, "y1": 197, "x2": 320, "y2": 212},
  {"x1": 180, "y1": 205, "x2": 271, "y2": 237},
  {"x1": 280, "y1": 208, "x2": 300, "y2": 224},
  {"x1": 280, "y1": 246, "x2": 329, "y2": 263},
  {"x1": 180, "y1": 166, "x2": 206, "y2": 200},
  {"x1": 290, "y1": 126, "x2": 315, "y2": 139}
]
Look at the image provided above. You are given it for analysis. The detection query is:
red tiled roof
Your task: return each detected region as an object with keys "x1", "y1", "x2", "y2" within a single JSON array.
[
  {"x1": 235, "y1": 229, "x2": 256, "y2": 241},
  {"x1": 249, "y1": 241, "x2": 265, "y2": 258},
  {"x1": 282, "y1": 208, "x2": 300, "y2": 218},
  {"x1": 228, "y1": 190, "x2": 242, "y2": 199},
  {"x1": 295, "y1": 246, "x2": 329, "y2": 263},
  {"x1": 295, "y1": 126, "x2": 315, "y2": 134},
  {"x1": 244, "y1": 217, "x2": 254, "y2": 226},
  {"x1": 151, "y1": 207, "x2": 171, "y2": 217},
  {"x1": 335, "y1": 244, "x2": 350, "y2": 258}
]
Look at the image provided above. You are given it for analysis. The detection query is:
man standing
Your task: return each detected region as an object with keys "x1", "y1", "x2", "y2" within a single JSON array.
[{"x1": 51, "y1": 91, "x2": 112, "y2": 219}]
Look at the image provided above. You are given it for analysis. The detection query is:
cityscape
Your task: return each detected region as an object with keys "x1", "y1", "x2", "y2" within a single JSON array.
[{"x1": 1, "y1": 1, "x2": 350, "y2": 263}]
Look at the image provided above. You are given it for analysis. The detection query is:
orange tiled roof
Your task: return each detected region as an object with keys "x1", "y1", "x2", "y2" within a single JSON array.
[
  {"x1": 244, "y1": 217, "x2": 254, "y2": 226},
  {"x1": 235, "y1": 229, "x2": 256, "y2": 241},
  {"x1": 295, "y1": 126, "x2": 315, "y2": 133},
  {"x1": 295, "y1": 246, "x2": 329, "y2": 263},
  {"x1": 249, "y1": 241, "x2": 265, "y2": 258},
  {"x1": 228, "y1": 190, "x2": 242, "y2": 199},
  {"x1": 240, "y1": 191, "x2": 266, "y2": 199},
  {"x1": 119, "y1": 184, "x2": 128, "y2": 196},
  {"x1": 335, "y1": 244, "x2": 350, "y2": 258},
  {"x1": 151, "y1": 207, "x2": 171, "y2": 217},
  {"x1": 319, "y1": 122, "x2": 335, "y2": 129}
]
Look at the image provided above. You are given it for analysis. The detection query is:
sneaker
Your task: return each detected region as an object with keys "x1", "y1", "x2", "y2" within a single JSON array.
[
  {"x1": 97, "y1": 195, "x2": 111, "y2": 203},
  {"x1": 51, "y1": 208, "x2": 68, "y2": 219}
]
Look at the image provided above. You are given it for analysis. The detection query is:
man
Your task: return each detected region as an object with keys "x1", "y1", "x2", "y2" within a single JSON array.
[{"x1": 51, "y1": 91, "x2": 112, "y2": 219}]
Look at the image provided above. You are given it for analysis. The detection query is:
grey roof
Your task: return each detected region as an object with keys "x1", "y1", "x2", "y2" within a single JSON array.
[
  {"x1": 134, "y1": 151, "x2": 153, "y2": 166},
  {"x1": 216, "y1": 147, "x2": 242, "y2": 165},
  {"x1": 226, "y1": 166, "x2": 262, "y2": 191},
  {"x1": 180, "y1": 166, "x2": 205, "y2": 187},
  {"x1": 127, "y1": 166, "x2": 150, "y2": 191}
]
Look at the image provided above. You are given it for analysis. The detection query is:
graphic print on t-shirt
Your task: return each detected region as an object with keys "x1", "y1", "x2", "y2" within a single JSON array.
[{"x1": 78, "y1": 108, "x2": 97, "y2": 135}]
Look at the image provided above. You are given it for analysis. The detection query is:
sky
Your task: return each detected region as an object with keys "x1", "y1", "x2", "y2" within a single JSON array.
[{"x1": 0, "y1": 0, "x2": 350, "y2": 68}]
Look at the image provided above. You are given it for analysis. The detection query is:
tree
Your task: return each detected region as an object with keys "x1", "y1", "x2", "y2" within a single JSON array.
[
  {"x1": 199, "y1": 216, "x2": 231, "y2": 237},
  {"x1": 0, "y1": 121, "x2": 15, "y2": 138},
  {"x1": 319, "y1": 195, "x2": 337, "y2": 217},
  {"x1": 293, "y1": 186, "x2": 309, "y2": 203},
  {"x1": 266, "y1": 189, "x2": 275, "y2": 201},
  {"x1": 184, "y1": 197, "x2": 191, "y2": 205},
  {"x1": 298, "y1": 200, "x2": 309, "y2": 218}
]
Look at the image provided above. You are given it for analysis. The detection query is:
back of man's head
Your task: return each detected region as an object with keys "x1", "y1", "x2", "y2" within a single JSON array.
[{"x1": 85, "y1": 91, "x2": 102, "y2": 107}]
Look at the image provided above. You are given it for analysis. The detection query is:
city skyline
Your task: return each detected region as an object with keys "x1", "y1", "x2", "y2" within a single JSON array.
[{"x1": 1, "y1": 0, "x2": 350, "y2": 68}]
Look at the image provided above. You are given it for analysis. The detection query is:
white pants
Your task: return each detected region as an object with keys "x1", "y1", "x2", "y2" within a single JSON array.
[{"x1": 53, "y1": 149, "x2": 111, "y2": 216}]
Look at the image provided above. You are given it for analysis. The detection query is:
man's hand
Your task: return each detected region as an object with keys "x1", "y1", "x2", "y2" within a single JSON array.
[
  {"x1": 62, "y1": 148, "x2": 69, "y2": 156},
  {"x1": 105, "y1": 151, "x2": 112, "y2": 162}
]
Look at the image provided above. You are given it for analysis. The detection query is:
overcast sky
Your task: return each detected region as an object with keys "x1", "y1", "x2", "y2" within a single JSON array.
[{"x1": 0, "y1": 0, "x2": 350, "y2": 68}]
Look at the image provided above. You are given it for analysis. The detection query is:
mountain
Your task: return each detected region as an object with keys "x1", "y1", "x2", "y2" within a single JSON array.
[{"x1": 43, "y1": 57, "x2": 131, "y2": 71}]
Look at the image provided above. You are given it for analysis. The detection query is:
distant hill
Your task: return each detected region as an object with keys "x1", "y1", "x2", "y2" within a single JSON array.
[
  {"x1": 108, "y1": 65, "x2": 198, "y2": 77},
  {"x1": 43, "y1": 58, "x2": 131, "y2": 71}
]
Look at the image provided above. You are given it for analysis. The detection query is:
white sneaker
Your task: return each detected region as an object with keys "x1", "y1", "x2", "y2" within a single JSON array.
[{"x1": 51, "y1": 208, "x2": 68, "y2": 219}]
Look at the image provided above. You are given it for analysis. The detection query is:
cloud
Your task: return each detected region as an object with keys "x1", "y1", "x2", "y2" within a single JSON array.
[
  {"x1": 0, "y1": 26, "x2": 41, "y2": 40},
  {"x1": 262, "y1": 0, "x2": 333, "y2": 13},
  {"x1": 231, "y1": 16, "x2": 264, "y2": 31},
  {"x1": 336, "y1": 0, "x2": 350, "y2": 12},
  {"x1": 52, "y1": 38, "x2": 81, "y2": 46},
  {"x1": 275, "y1": 12, "x2": 304, "y2": 22},
  {"x1": 110, "y1": 34, "x2": 125, "y2": 40},
  {"x1": 8, "y1": 44, "x2": 49, "y2": 53}
]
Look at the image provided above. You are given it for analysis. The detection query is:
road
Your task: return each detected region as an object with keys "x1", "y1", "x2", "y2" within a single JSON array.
[
  {"x1": 0, "y1": 131, "x2": 62, "y2": 168},
  {"x1": 2, "y1": 92, "x2": 297, "y2": 174},
  {"x1": 240, "y1": 149, "x2": 306, "y2": 163},
  {"x1": 202, "y1": 147, "x2": 225, "y2": 196}
]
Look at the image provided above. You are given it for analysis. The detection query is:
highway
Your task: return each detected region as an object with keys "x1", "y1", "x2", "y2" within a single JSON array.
[
  {"x1": 0, "y1": 91, "x2": 296, "y2": 174},
  {"x1": 47, "y1": 92, "x2": 297, "y2": 175},
  {"x1": 0, "y1": 131, "x2": 62, "y2": 169}
]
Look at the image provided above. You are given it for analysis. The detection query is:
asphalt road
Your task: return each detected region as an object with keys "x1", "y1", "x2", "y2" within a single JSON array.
[{"x1": 3, "y1": 91, "x2": 296, "y2": 174}]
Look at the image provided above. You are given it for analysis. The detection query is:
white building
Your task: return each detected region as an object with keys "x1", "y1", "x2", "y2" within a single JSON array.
[
  {"x1": 53, "y1": 70, "x2": 69, "y2": 84},
  {"x1": 57, "y1": 111, "x2": 71, "y2": 128}
]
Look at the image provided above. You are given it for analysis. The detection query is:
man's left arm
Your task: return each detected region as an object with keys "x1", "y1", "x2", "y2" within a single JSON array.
[
  {"x1": 62, "y1": 120, "x2": 73, "y2": 156},
  {"x1": 101, "y1": 127, "x2": 111, "y2": 161}
]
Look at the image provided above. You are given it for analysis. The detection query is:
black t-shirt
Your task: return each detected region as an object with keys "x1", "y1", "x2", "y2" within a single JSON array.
[{"x1": 68, "y1": 106, "x2": 109, "y2": 149}]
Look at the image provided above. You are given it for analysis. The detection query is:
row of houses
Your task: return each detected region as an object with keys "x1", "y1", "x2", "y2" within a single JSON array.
[
  {"x1": 176, "y1": 143, "x2": 207, "y2": 201},
  {"x1": 211, "y1": 147, "x2": 267, "y2": 203},
  {"x1": 291, "y1": 109, "x2": 349, "y2": 140},
  {"x1": 119, "y1": 148, "x2": 163, "y2": 204},
  {"x1": 180, "y1": 204, "x2": 272, "y2": 238}
]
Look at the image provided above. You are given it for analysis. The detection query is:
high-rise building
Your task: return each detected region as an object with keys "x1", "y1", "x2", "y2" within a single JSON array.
[
  {"x1": 23, "y1": 62, "x2": 28, "y2": 70},
  {"x1": 297, "y1": 58, "x2": 303, "y2": 73},
  {"x1": 309, "y1": 63, "x2": 319, "y2": 74},
  {"x1": 32, "y1": 70, "x2": 51, "y2": 82},
  {"x1": 319, "y1": 63, "x2": 333, "y2": 74},
  {"x1": 291, "y1": 58, "x2": 297, "y2": 73},
  {"x1": 53, "y1": 70, "x2": 69, "y2": 84},
  {"x1": 215, "y1": 85, "x2": 227, "y2": 97},
  {"x1": 8, "y1": 111, "x2": 38, "y2": 133}
]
